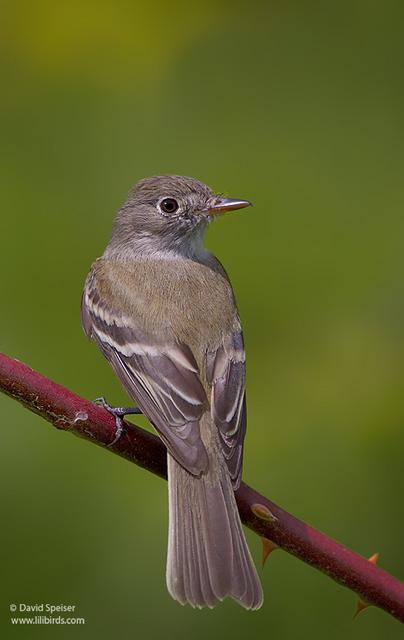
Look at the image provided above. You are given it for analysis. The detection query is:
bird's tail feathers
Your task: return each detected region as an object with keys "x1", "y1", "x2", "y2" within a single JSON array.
[{"x1": 166, "y1": 452, "x2": 263, "y2": 610}]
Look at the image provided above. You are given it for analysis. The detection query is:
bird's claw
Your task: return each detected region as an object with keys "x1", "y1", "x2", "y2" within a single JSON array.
[{"x1": 93, "y1": 396, "x2": 142, "y2": 446}]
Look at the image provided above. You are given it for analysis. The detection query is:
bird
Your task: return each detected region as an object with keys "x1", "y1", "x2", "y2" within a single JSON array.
[{"x1": 81, "y1": 175, "x2": 263, "y2": 610}]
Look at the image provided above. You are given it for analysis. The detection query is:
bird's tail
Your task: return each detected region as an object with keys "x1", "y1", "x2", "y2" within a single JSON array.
[{"x1": 166, "y1": 448, "x2": 263, "y2": 609}]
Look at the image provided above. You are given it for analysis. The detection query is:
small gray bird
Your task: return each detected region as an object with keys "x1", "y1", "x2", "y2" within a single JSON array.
[{"x1": 81, "y1": 175, "x2": 263, "y2": 609}]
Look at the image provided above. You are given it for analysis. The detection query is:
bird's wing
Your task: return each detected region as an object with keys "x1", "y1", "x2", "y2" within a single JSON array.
[
  {"x1": 205, "y1": 330, "x2": 247, "y2": 489},
  {"x1": 81, "y1": 279, "x2": 209, "y2": 476}
]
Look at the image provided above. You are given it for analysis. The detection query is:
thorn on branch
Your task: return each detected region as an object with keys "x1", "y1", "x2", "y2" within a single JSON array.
[
  {"x1": 261, "y1": 537, "x2": 279, "y2": 566},
  {"x1": 353, "y1": 553, "x2": 380, "y2": 619}
]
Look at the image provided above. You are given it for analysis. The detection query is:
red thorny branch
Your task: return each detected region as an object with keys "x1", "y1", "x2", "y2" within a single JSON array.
[{"x1": 0, "y1": 352, "x2": 403, "y2": 623}]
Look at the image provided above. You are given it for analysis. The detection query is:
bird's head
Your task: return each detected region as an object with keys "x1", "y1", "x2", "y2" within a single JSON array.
[{"x1": 107, "y1": 175, "x2": 251, "y2": 257}]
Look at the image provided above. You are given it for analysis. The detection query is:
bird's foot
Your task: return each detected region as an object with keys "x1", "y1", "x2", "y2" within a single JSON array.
[{"x1": 94, "y1": 396, "x2": 142, "y2": 447}]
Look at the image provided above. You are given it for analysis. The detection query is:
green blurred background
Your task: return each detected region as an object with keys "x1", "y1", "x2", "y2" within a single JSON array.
[{"x1": 1, "y1": 1, "x2": 403, "y2": 637}]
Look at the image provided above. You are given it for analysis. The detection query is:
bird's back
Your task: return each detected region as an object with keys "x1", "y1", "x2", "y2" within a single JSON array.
[{"x1": 88, "y1": 255, "x2": 239, "y2": 364}]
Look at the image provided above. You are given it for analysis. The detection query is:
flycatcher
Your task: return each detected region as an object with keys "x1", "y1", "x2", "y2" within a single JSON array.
[{"x1": 81, "y1": 175, "x2": 263, "y2": 609}]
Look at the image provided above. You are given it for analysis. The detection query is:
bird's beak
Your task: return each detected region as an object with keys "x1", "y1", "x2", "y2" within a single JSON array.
[{"x1": 205, "y1": 197, "x2": 251, "y2": 216}]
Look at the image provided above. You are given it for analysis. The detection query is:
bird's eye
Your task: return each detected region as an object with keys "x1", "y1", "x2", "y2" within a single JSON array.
[{"x1": 159, "y1": 198, "x2": 179, "y2": 214}]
